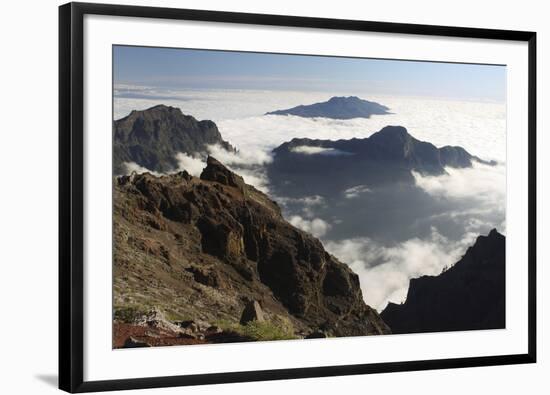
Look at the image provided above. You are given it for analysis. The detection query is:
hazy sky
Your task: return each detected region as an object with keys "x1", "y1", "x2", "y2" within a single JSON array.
[{"x1": 114, "y1": 45, "x2": 506, "y2": 101}]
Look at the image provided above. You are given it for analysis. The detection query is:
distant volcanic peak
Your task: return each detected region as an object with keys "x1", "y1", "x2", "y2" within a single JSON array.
[
  {"x1": 280, "y1": 125, "x2": 481, "y2": 169},
  {"x1": 265, "y1": 96, "x2": 390, "y2": 119},
  {"x1": 328, "y1": 95, "x2": 388, "y2": 107},
  {"x1": 369, "y1": 126, "x2": 415, "y2": 144}
]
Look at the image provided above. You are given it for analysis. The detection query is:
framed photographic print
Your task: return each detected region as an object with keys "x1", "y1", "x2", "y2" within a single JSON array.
[{"x1": 59, "y1": 2, "x2": 537, "y2": 393}]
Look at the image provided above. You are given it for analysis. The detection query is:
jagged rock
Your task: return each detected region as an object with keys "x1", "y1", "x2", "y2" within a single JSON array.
[
  {"x1": 381, "y1": 229, "x2": 505, "y2": 334},
  {"x1": 113, "y1": 105, "x2": 233, "y2": 174},
  {"x1": 134, "y1": 308, "x2": 182, "y2": 334},
  {"x1": 200, "y1": 156, "x2": 245, "y2": 191},
  {"x1": 123, "y1": 337, "x2": 152, "y2": 348},
  {"x1": 240, "y1": 300, "x2": 265, "y2": 325},
  {"x1": 114, "y1": 157, "x2": 390, "y2": 338},
  {"x1": 196, "y1": 215, "x2": 244, "y2": 260},
  {"x1": 205, "y1": 325, "x2": 223, "y2": 335},
  {"x1": 179, "y1": 320, "x2": 212, "y2": 333},
  {"x1": 185, "y1": 266, "x2": 222, "y2": 288}
]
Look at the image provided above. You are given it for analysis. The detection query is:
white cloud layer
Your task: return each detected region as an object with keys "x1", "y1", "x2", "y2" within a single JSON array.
[
  {"x1": 289, "y1": 215, "x2": 331, "y2": 238},
  {"x1": 290, "y1": 146, "x2": 353, "y2": 156},
  {"x1": 123, "y1": 162, "x2": 161, "y2": 176},
  {"x1": 413, "y1": 162, "x2": 506, "y2": 204},
  {"x1": 343, "y1": 185, "x2": 372, "y2": 199},
  {"x1": 175, "y1": 153, "x2": 205, "y2": 176},
  {"x1": 413, "y1": 162, "x2": 506, "y2": 234},
  {"x1": 325, "y1": 227, "x2": 478, "y2": 312},
  {"x1": 115, "y1": 88, "x2": 506, "y2": 315},
  {"x1": 115, "y1": 89, "x2": 506, "y2": 162}
]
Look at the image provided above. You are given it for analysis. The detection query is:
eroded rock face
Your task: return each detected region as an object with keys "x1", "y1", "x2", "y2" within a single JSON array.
[
  {"x1": 114, "y1": 156, "x2": 390, "y2": 337},
  {"x1": 240, "y1": 300, "x2": 265, "y2": 325},
  {"x1": 381, "y1": 229, "x2": 505, "y2": 334},
  {"x1": 200, "y1": 156, "x2": 246, "y2": 191},
  {"x1": 113, "y1": 105, "x2": 234, "y2": 174}
]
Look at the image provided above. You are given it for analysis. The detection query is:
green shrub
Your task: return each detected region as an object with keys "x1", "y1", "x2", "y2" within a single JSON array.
[
  {"x1": 113, "y1": 305, "x2": 147, "y2": 323},
  {"x1": 241, "y1": 320, "x2": 297, "y2": 341},
  {"x1": 214, "y1": 316, "x2": 297, "y2": 341}
]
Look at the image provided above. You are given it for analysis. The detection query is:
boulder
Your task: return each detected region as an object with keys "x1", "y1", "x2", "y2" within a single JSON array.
[
  {"x1": 135, "y1": 308, "x2": 182, "y2": 334},
  {"x1": 240, "y1": 300, "x2": 265, "y2": 325},
  {"x1": 123, "y1": 337, "x2": 151, "y2": 348},
  {"x1": 200, "y1": 156, "x2": 245, "y2": 192}
]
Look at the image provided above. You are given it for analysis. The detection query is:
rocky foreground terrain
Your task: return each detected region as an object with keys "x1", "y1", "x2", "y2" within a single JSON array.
[{"x1": 114, "y1": 156, "x2": 390, "y2": 348}]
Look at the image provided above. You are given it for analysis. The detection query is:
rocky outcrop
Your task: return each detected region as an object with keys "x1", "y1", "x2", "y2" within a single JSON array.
[
  {"x1": 113, "y1": 105, "x2": 233, "y2": 174},
  {"x1": 240, "y1": 300, "x2": 265, "y2": 325},
  {"x1": 113, "y1": 157, "x2": 390, "y2": 345},
  {"x1": 380, "y1": 229, "x2": 505, "y2": 334},
  {"x1": 266, "y1": 96, "x2": 390, "y2": 119}
]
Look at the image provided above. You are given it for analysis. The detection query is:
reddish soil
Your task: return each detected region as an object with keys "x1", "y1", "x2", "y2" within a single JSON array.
[{"x1": 113, "y1": 323, "x2": 206, "y2": 348}]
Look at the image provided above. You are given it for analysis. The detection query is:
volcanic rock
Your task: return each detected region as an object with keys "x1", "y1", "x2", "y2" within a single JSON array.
[
  {"x1": 114, "y1": 157, "x2": 390, "y2": 338},
  {"x1": 380, "y1": 229, "x2": 505, "y2": 334},
  {"x1": 113, "y1": 105, "x2": 234, "y2": 174},
  {"x1": 240, "y1": 300, "x2": 266, "y2": 325}
]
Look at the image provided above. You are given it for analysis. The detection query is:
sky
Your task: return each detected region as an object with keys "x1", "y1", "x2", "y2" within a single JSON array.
[{"x1": 114, "y1": 45, "x2": 506, "y2": 101}]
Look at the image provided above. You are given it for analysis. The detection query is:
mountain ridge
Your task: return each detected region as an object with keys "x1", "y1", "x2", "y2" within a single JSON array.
[
  {"x1": 113, "y1": 104, "x2": 233, "y2": 174},
  {"x1": 380, "y1": 229, "x2": 505, "y2": 334},
  {"x1": 267, "y1": 125, "x2": 495, "y2": 197},
  {"x1": 113, "y1": 156, "x2": 390, "y2": 347}
]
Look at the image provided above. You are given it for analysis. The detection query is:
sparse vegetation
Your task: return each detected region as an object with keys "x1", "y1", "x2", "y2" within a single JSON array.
[
  {"x1": 114, "y1": 305, "x2": 149, "y2": 323},
  {"x1": 214, "y1": 316, "x2": 297, "y2": 341}
]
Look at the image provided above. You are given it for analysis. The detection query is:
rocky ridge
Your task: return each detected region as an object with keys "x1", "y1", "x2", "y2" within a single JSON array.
[
  {"x1": 113, "y1": 105, "x2": 233, "y2": 174},
  {"x1": 380, "y1": 229, "x2": 505, "y2": 334},
  {"x1": 268, "y1": 126, "x2": 495, "y2": 197},
  {"x1": 113, "y1": 156, "x2": 390, "y2": 347}
]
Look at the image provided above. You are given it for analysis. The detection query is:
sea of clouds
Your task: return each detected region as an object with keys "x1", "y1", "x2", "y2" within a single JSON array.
[{"x1": 115, "y1": 86, "x2": 506, "y2": 311}]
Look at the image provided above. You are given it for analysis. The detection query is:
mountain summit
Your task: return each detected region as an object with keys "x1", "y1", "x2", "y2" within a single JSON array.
[
  {"x1": 113, "y1": 105, "x2": 233, "y2": 174},
  {"x1": 268, "y1": 126, "x2": 494, "y2": 196},
  {"x1": 266, "y1": 96, "x2": 390, "y2": 119}
]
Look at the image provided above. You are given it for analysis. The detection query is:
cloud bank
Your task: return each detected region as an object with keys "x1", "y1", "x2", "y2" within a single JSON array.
[
  {"x1": 175, "y1": 153, "x2": 205, "y2": 176},
  {"x1": 115, "y1": 88, "x2": 506, "y2": 162},
  {"x1": 290, "y1": 146, "x2": 353, "y2": 156},
  {"x1": 289, "y1": 215, "x2": 331, "y2": 238},
  {"x1": 115, "y1": 88, "x2": 506, "y2": 315},
  {"x1": 343, "y1": 185, "x2": 372, "y2": 199},
  {"x1": 325, "y1": 227, "x2": 478, "y2": 311}
]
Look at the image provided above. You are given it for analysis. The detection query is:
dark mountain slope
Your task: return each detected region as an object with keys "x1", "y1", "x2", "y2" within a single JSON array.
[
  {"x1": 380, "y1": 229, "x2": 505, "y2": 334},
  {"x1": 113, "y1": 157, "x2": 390, "y2": 346},
  {"x1": 268, "y1": 126, "x2": 494, "y2": 197},
  {"x1": 113, "y1": 105, "x2": 233, "y2": 174},
  {"x1": 266, "y1": 96, "x2": 390, "y2": 119}
]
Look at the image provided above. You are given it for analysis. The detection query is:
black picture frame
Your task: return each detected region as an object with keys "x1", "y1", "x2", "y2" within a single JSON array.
[{"x1": 59, "y1": 2, "x2": 537, "y2": 393}]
